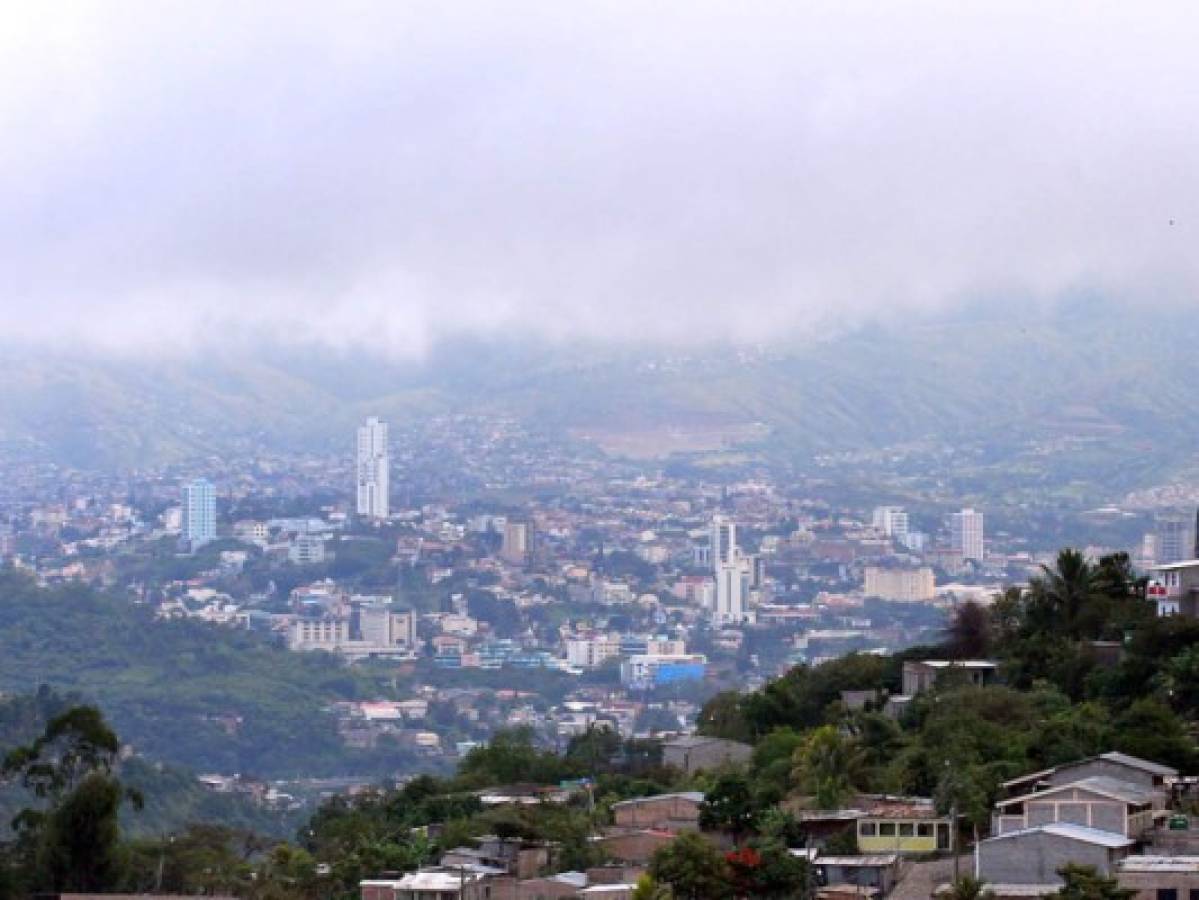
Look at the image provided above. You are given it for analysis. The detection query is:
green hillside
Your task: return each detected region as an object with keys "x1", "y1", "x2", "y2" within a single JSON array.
[{"x1": 0, "y1": 570, "x2": 424, "y2": 778}]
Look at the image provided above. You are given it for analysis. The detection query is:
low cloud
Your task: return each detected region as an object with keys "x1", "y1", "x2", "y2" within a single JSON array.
[{"x1": 1, "y1": 1, "x2": 1197, "y2": 357}]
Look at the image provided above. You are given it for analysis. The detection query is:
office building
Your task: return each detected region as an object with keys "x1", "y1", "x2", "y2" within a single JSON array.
[
  {"x1": 872, "y1": 506, "x2": 910, "y2": 542},
  {"x1": 1154, "y1": 512, "x2": 1193, "y2": 566},
  {"x1": 356, "y1": 417, "x2": 390, "y2": 520},
  {"x1": 183, "y1": 478, "x2": 217, "y2": 549},
  {"x1": 949, "y1": 508, "x2": 985, "y2": 562}
]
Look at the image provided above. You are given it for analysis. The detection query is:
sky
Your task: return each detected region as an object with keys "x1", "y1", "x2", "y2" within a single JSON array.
[{"x1": 1, "y1": 1, "x2": 1197, "y2": 357}]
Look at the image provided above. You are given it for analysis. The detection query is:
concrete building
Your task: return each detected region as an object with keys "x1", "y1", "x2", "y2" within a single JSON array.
[
  {"x1": 288, "y1": 534, "x2": 326, "y2": 565},
  {"x1": 710, "y1": 515, "x2": 737, "y2": 567},
  {"x1": 620, "y1": 654, "x2": 706, "y2": 690},
  {"x1": 501, "y1": 520, "x2": 534, "y2": 565},
  {"x1": 1155, "y1": 512, "x2": 1195, "y2": 566},
  {"x1": 855, "y1": 797, "x2": 953, "y2": 855},
  {"x1": 1150, "y1": 560, "x2": 1199, "y2": 617},
  {"x1": 183, "y1": 478, "x2": 217, "y2": 548},
  {"x1": 950, "y1": 508, "x2": 985, "y2": 562},
  {"x1": 863, "y1": 566, "x2": 935, "y2": 602},
  {"x1": 662, "y1": 736, "x2": 752, "y2": 774},
  {"x1": 1002, "y1": 752, "x2": 1177, "y2": 799},
  {"x1": 816, "y1": 855, "x2": 902, "y2": 896},
  {"x1": 992, "y1": 776, "x2": 1158, "y2": 838},
  {"x1": 976, "y1": 823, "x2": 1134, "y2": 886},
  {"x1": 356, "y1": 417, "x2": 390, "y2": 520},
  {"x1": 901, "y1": 659, "x2": 998, "y2": 695},
  {"x1": 872, "y1": 506, "x2": 910, "y2": 542},
  {"x1": 610, "y1": 792, "x2": 704, "y2": 832},
  {"x1": 566, "y1": 637, "x2": 621, "y2": 668},
  {"x1": 713, "y1": 558, "x2": 748, "y2": 625},
  {"x1": 1117, "y1": 855, "x2": 1199, "y2": 900}
]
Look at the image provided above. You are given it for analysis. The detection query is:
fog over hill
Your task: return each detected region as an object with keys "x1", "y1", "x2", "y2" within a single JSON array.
[{"x1": 4, "y1": 305, "x2": 1197, "y2": 502}]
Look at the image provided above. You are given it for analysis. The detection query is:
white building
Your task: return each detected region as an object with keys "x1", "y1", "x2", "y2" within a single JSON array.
[
  {"x1": 950, "y1": 508, "x2": 985, "y2": 562},
  {"x1": 710, "y1": 515, "x2": 737, "y2": 567},
  {"x1": 872, "y1": 506, "x2": 910, "y2": 542},
  {"x1": 709, "y1": 515, "x2": 755, "y2": 626},
  {"x1": 183, "y1": 478, "x2": 217, "y2": 549},
  {"x1": 714, "y1": 560, "x2": 747, "y2": 625},
  {"x1": 356, "y1": 417, "x2": 390, "y2": 520},
  {"x1": 566, "y1": 636, "x2": 621, "y2": 668}
]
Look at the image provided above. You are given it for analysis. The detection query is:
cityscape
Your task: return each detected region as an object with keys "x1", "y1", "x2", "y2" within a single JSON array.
[{"x1": 3, "y1": 2, "x2": 1199, "y2": 899}]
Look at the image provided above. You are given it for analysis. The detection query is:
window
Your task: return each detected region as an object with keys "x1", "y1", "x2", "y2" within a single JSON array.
[
  {"x1": 1157, "y1": 890, "x2": 1177, "y2": 900},
  {"x1": 1187, "y1": 890, "x2": 1199, "y2": 900},
  {"x1": 879, "y1": 823, "x2": 896, "y2": 836},
  {"x1": 899, "y1": 823, "x2": 915, "y2": 837},
  {"x1": 918, "y1": 824, "x2": 933, "y2": 837},
  {"x1": 860, "y1": 823, "x2": 877, "y2": 836}
]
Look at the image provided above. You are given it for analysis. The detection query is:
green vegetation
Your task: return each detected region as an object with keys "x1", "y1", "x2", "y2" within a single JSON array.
[
  {"x1": 696, "y1": 550, "x2": 1199, "y2": 832},
  {"x1": 0, "y1": 569, "x2": 428, "y2": 777}
]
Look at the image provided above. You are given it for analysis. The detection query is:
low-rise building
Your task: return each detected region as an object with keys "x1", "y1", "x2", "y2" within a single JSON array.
[
  {"x1": 976, "y1": 823, "x2": 1134, "y2": 886},
  {"x1": 1117, "y1": 855, "x2": 1199, "y2": 900},
  {"x1": 900, "y1": 660, "x2": 998, "y2": 695},
  {"x1": 863, "y1": 566, "x2": 935, "y2": 603},
  {"x1": 992, "y1": 776, "x2": 1158, "y2": 838},
  {"x1": 662, "y1": 736, "x2": 752, "y2": 774}
]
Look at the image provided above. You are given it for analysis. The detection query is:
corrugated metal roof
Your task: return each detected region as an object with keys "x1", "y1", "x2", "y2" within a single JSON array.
[{"x1": 982, "y1": 823, "x2": 1135, "y2": 848}]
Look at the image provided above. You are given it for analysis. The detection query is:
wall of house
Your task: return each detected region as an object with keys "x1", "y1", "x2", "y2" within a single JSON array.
[{"x1": 978, "y1": 834, "x2": 1123, "y2": 885}]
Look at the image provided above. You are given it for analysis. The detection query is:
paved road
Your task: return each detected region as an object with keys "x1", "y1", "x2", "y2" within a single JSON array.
[{"x1": 891, "y1": 854, "x2": 971, "y2": 900}]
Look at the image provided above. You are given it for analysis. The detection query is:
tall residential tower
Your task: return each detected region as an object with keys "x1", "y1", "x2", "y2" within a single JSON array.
[
  {"x1": 183, "y1": 478, "x2": 216, "y2": 549},
  {"x1": 949, "y1": 507, "x2": 984, "y2": 562},
  {"x1": 356, "y1": 417, "x2": 390, "y2": 520}
]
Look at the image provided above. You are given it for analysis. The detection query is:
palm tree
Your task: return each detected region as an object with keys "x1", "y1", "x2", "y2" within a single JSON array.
[
  {"x1": 792, "y1": 725, "x2": 865, "y2": 809},
  {"x1": 1034, "y1": 548, "x2": 1094, "y2": 636}
]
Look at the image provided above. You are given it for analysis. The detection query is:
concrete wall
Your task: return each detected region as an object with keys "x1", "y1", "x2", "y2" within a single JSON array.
[
  {"x1": 978, "y1": 833, "x2": 1125, "y2": 885},
  {"x1": 612, "y1": 796, "x2": 701, "y2": 829}
]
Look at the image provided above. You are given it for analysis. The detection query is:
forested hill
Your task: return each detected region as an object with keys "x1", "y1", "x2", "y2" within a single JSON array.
[
  {"x1": 695, "y1": 549, "x2": 1199, "y2": 826},
  {"x1": 0, "y1": 569, "x2": 415, "y2": 777}
]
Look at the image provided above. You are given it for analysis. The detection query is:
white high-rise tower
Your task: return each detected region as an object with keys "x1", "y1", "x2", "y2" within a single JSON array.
[
  {"x1": 950, "y1": 508, "x2": 984, "y2": 562},
  {"x1": 710, "y1": 514, "x2": 751, "y2": 626},
  {"x1": 356, "y1": 417, "x2": 390, "y2": 520}
]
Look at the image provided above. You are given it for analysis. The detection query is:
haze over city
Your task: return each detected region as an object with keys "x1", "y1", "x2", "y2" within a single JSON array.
[
  {"x1": 5, "y1": 4, "x2": 1199, "y2": 900},
  {"x1": 2, "y1": 2, "x2": 1198, "y2": 356}
]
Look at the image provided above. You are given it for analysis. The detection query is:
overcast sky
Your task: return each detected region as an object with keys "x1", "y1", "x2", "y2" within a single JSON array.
[{"x1": 1, "y1": 1, "x2": 1196, "y2": 357}]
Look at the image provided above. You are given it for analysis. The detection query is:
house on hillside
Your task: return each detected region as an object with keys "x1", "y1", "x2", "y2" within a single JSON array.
[
  {"x1": 992, "y1": 776, "x2": 1158, "y2": 838},
  {"x1": 1001, "y1": 752, "x2": 1177, "y2": 800},
  {"x1": 610, "y1": 792, "x2": 704, "y2": 832},
  {"x1": 900, "y1": 660, "x2": 998, "y2": 695},
  {"x1": 976, "y1": 823, "x2": 1134, "y2": 887},
  {"x1": 662, "y1": 735, "x2": 752, "y2": 773},
  {"x1": 1151, "y1": 560, "x2": 1199, "y2": 616}
]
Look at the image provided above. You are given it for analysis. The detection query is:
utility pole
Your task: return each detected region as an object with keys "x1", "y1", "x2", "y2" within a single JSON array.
[{"x1": 951, "y1": 796, "x2": 960, "y2": 886}]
